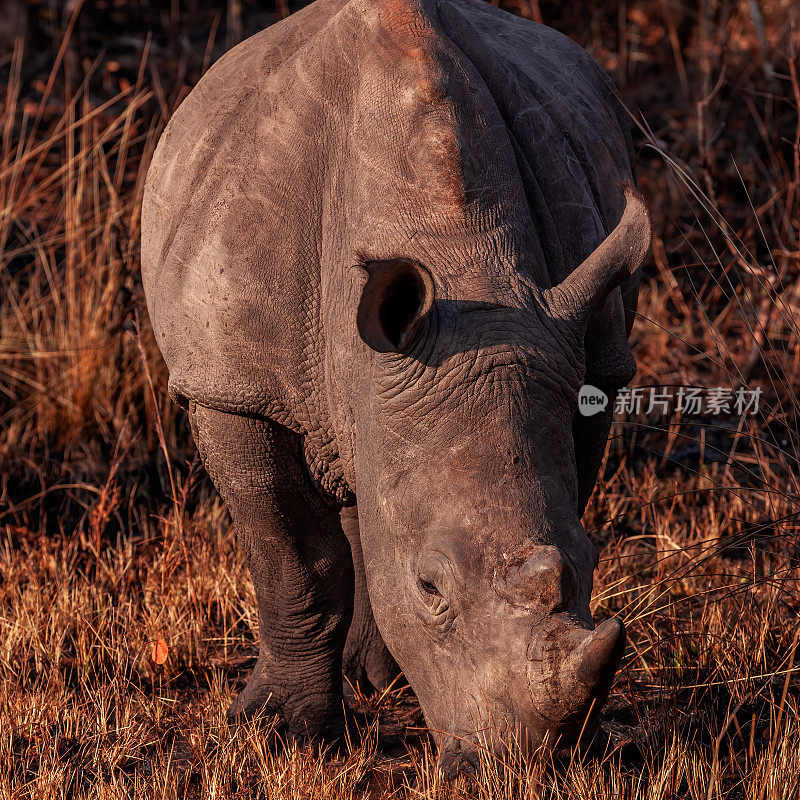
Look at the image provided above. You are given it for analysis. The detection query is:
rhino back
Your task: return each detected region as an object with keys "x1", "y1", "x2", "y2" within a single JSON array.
[
  {"x1": 437, "y1": 0, "x2": 637, "y2": 386},
  {"x1": 141, "y1": 0, "x2": 638, "y2": 501},
  {"x1": 441, "y1": 0, "x2": 634, "y2": 276}
]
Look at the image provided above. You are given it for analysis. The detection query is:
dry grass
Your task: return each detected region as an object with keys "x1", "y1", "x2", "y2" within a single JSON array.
[{"x1": 2, "y1": 1, "x2": 800, "y2": 797}]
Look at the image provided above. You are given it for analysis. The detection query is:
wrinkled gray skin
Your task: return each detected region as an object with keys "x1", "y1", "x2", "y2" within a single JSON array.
[{"x1": 141, "y1": 0, "x2": 651, "y2": 771}]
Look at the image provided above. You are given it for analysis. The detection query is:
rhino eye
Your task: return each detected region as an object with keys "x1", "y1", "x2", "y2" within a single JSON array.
[
  {"x1": 416, "y1": 552, "x2": 453, "y2": 615},
  {"x1": 415, "y1": 556, "x2": 455, "y2": 627},
  {"x1": 418, "y1": 577, "x2": 441, "y2": 596}
]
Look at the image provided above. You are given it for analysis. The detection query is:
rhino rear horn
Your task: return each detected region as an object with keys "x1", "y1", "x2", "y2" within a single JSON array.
[
  {"x1": 546, "y1": 185, "x2": 650, "y2": 325},
  {"x1": 356, "y1": 258, "x2": 435, "y2": 353}
]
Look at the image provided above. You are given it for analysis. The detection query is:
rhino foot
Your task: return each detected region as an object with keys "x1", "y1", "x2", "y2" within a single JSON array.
[{"x1": 226, "y1": 678, "x2": 347, "y2": 743}]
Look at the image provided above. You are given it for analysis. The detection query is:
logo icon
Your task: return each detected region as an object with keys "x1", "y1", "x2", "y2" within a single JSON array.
[{"x1": 578, "y1": 384, "x2": 608, "y2": 417}]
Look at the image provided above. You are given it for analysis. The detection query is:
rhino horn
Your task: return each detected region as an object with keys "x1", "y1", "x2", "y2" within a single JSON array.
[
  {"x1": 507, "y1": 546, "x2": 578, "y2": 611},
  {"x1": 563, "y1": 617, "x2": 626, "y2": 701},
  {"x1": 546, "y1": 185, "x2": 650, "y2": 324}
]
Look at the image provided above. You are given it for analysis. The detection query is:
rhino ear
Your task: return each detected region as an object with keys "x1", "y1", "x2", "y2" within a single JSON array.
[
  {"x1": 356, "y1": 259, "x2": 435, "y2": 353},
  {"x1": 547, "y1": 185, "x2": 650, "y2": 325}
]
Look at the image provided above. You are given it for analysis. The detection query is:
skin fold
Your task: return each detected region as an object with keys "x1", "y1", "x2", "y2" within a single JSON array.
[{"x1": 141, "y1": 0, "x2": 651, "y2": 770}]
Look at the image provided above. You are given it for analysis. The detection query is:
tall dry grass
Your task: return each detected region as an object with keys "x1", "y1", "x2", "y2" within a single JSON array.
[{"x1": 2, "y1": 1, "x2": 800, "y2": 798}]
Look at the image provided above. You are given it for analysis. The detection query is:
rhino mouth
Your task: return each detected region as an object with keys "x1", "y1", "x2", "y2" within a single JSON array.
[{"x1": 432, "y1": 618, "x2": 625, "y2": 775}]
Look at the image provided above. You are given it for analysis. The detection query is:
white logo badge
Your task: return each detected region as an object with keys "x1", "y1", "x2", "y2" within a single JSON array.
[{"x1": 578, "y1": 384, "x2": 608, "y2": 417}]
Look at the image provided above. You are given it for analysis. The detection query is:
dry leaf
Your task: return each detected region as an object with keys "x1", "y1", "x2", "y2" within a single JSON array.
[{"x1": 151, "y1": 639, "x2": 168, "y2": 665}]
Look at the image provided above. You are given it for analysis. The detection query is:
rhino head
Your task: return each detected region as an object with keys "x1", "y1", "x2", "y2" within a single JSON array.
[{"x1": 350, "y1": 191, "x2": 649, "y2": 768}]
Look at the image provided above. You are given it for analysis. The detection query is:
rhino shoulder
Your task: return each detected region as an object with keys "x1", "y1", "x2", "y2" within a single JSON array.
[{"x1": 141, "y1": 0, "x2": 354, "y2": 428}]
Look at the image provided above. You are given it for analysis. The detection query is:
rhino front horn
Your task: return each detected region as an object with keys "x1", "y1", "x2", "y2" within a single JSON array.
[
  {"x1": 546, "y1": 185, "x2": 650, "y2": 325},
  {"x1": 565, "y1": 617, "x2": 626, "y2": 702}
]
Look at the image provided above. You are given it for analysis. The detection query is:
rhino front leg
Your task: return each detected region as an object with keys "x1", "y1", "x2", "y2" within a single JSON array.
[
  {"x1": 190, "y1": 404, "x2": 354, "y2": 739},
  {"x1": 340, "y1": 506, "x2": 399, "y2": 694}
]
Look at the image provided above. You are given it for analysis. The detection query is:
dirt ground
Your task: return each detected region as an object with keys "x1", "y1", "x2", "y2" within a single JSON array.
[{"x1": 2, "y1": 1, "x2": 800, "y2": 797}]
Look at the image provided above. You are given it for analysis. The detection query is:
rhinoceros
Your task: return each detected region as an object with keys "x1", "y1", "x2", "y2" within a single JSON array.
[{"x1": 141, "y1": 0, "x2": 650, "y2": 769}]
